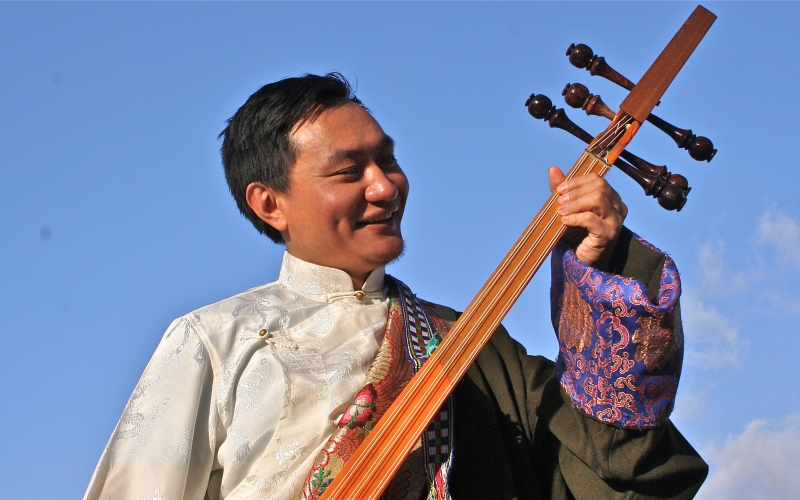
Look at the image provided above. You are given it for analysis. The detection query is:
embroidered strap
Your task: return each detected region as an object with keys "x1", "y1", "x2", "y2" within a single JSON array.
[
  {"x1": 392, "y1": 277, "x2": 454, "y2": 500},
  {"x1": 300, "y1": 277, "x2": 454, "y2": 499},
  {"x1": 396, "y1": 281, "x2": 436, "y2": 370}
]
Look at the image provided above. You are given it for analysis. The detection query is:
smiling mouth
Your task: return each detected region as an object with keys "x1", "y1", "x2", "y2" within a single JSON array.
[{"x1": 357, "y1": 212, "x2": 395, "y2": 226}]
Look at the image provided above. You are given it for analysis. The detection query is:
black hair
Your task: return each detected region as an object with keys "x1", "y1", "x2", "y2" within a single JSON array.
[{"x1": 219, "y1": 72, "x2": 363, "y2": 243}]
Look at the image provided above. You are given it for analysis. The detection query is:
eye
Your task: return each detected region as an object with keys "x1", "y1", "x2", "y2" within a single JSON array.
[
  {"x1": 336, "y1": 165, "x2": 362, "y2": 177},
  {"x1": 380, "y1": 155, "x2": 399, "y2": 168}
]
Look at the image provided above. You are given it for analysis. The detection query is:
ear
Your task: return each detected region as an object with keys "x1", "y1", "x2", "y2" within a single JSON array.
[{"x1": 245, "y1": 182, "x2": 288, "y2": 233}]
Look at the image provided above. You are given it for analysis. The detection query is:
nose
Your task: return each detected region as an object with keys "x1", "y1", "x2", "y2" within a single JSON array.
[{"x1": 364, "y1": 165, "x2": 399, "y2": 203}]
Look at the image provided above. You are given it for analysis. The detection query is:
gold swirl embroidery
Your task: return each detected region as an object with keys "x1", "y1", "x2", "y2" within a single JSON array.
[
  {"x1": 558, "y1": 279, "x2": 594, "y2": 351},
  {"x1": 364, "y1": 305, "x2": 411, "y2": 386},
  {"x1": 632, "y1": 307, "x2": 682, "y2": 371}
]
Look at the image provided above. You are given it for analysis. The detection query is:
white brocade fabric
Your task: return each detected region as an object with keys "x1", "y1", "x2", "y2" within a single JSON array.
[{"x1": 84, "y1": 252, "x2": 390, "y2": 500}]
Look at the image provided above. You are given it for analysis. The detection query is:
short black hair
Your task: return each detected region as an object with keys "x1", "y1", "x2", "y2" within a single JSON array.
[{"x1": 219, "y1": 72, "x2": 363, "y2": 243}]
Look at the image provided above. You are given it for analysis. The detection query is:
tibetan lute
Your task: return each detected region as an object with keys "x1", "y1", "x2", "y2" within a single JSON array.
[{"x1": 322, "y1": 5, "x2": 717, "y2": 498}]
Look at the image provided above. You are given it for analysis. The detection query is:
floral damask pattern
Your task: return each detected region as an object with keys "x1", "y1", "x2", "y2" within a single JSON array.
[
  {"x1": 551, "y1": 236, "x2": 683, "y2": 428},
  {"x1": 85, "y1": 252, "x2": 389, "y2": 500},
  {"x1": 633, "y1": 309, "x2": 682, "y2": 372}
]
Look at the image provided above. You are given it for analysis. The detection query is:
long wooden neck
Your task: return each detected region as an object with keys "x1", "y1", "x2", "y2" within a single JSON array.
[{"x1": 322, "y1": 151, "x2": 611, "y2": 499}]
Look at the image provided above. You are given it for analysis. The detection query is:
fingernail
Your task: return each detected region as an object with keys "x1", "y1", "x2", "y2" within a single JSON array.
[
  {"x1": 557, "y1": 182, "x2": 568, "y2": 193},
  {"x1": 558, "y1": 193, "x2": 569, "y2": 204}
]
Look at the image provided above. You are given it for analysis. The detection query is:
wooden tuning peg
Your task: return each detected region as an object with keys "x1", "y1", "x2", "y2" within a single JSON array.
[
  {"x1": 562, "y1": 82, "x2": 615, "y2": 120},
  {"x1": 620, "y1": 164, "x2": 689, "y2": 212},
  {"x1": 566, "y1": 43, "x2": 635, "y2": 91},
  {"x1": 647, "y1": 114, "x2": 717, "y2": 162},
  {"x1": 525, "y1": 93, "x2": 593, "y2": 143},
  {"x1": 562, "y1": 83, "x2": 716, "y2": 162},
  {"x1": 525, "y1": 94, "x2": 689, "y2": 211},
  {"x1": 559, "y1": 85, "x2": 670, "y2": 178},
  {"x1": 564, "y1": 45, "x2": 718, "y2": 162}
]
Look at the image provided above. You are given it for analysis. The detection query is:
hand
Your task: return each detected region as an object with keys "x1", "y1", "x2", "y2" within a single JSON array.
[{"x1": 549, "y1": 166, "x2": 627, "y2": 270}]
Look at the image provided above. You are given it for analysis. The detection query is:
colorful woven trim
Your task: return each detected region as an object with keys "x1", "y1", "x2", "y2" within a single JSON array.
[
  {"x1": 300, "y1": 298, "x2": 414, "y2": 500},
  {"x1": 299, "y1": 277, "x2": 454, "y2": 499},
  {"x1": 550, "y1": 236, "x2": 683, "y2": 429},
  {"x1": 391, "y1": 277, "x2": 454, "y2": 500}
]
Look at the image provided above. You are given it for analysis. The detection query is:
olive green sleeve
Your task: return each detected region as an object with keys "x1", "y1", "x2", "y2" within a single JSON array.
[
  {"x1": 534, "y1": 362, "x2": 707, "y2": 499},
  {"x1": 608, "y1": 226, "x2": 667, "y2": 302},
  {"x1": 448, "y1": 323, "x2": 707, "y2": 499}
]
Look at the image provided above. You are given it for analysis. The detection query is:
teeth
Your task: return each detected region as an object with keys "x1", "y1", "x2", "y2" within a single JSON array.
[{"x1": 365, "y1": 213, "x2": 392, "y2": 223}]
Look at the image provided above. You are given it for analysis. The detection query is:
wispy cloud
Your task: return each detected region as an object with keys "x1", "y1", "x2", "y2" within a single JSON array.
[
  {"x1": 756, "y1": 208, "x2": 800, "y2": 271},
  {"x1": 682, "y1": 210, "x2": 800, "y2": 367},
  {"x1": 694, "y1": 240, "x2": 750, "y2": 295},
  {"x1": 761, "y1": 290, "x2": 800, "y2": 316},
  {"x1": 698, "y1": 413, "x2": 800, "y2": 500},
  {"x1": 681, "y1": 294, "x2": 749, "y2": 368}
]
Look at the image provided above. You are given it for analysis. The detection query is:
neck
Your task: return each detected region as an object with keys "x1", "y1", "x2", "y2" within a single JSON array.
[{"x1": 350, "y1": 274, "x2": 368, "y2": 291}]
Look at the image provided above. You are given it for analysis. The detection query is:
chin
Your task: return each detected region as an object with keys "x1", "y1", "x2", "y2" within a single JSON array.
[{"x1": 368, "y1": 238, "x2": 406, "y2": 267}]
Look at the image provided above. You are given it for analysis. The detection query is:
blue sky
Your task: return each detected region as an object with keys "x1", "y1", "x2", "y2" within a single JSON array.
[{"x1": 2, "y1": 2, "x2": 799, "y2": 498}]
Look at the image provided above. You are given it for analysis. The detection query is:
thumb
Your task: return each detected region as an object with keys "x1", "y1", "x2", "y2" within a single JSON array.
[{"x1": 548, "y1": 166, "x2": 566, "y2": 193}]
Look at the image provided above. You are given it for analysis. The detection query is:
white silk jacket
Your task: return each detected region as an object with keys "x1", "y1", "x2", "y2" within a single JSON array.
[{"x1": 84, "y1": 252, "x2": 390, "y2": 500}]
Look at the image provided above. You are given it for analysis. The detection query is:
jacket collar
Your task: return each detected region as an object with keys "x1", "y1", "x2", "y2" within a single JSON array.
[{"x1": 278, "y1": 251, "x2": 386, "y2": 297}]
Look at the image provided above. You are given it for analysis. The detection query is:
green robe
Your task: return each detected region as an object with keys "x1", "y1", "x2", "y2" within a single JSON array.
[{"x1": 438, "y1": 231, "x2": 707, "y2": 499}]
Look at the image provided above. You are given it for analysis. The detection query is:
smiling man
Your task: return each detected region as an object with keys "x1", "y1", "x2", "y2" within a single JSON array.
[
  {"x1": 84, "y1": 73, "x2": 707, "y2": 500},
  {"x1": 244, "y1": 100, "x2": 408, "y2": 289}
]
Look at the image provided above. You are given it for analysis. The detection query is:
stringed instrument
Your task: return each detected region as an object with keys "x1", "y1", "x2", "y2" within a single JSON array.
[{"x1": 322, "y1": 6, "x2": 717, "y2": 498}]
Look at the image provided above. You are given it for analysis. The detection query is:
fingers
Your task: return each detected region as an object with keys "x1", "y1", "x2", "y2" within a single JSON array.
[
  {"x1": 556, "y1": 174, "x2": 626, "y2": 219},
  {"x1": 559, "y1": 189, "x2": 627, "y2": 223},
  {"x1": 548, "y1": 166, "x2": 566, "y2": 193},
  {"x1": 555, "y1": 173, "x2": 619, "y2": 202},
  {"x1": 550, "y1": 171, "x2": 627, "y2": 268},
  {"x1": 561, "y1": 210, "x2": 622, "y2": 243}
]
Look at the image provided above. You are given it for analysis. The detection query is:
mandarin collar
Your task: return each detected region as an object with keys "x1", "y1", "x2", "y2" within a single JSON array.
[{"x1": 278, "y1": 251, "x2": 386, "y2": 297}]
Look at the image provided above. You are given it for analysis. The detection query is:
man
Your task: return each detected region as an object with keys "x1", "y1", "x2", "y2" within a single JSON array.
[{"x1": 84, "y1": 73, "x2": 707, "y2": 500}]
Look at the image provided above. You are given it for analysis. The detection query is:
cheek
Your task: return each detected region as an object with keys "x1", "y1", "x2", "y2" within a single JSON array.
[{"x1": 318, "y1": 191, "x2": 361, "y2": 224}]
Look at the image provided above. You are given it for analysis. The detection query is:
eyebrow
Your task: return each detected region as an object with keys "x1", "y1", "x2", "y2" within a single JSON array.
[
  {"x1": 333, "y1": 134, "x2": 395, "y2": 162},
  {"x1": 377, "y1": 134, "x2": 395, "y2": 152}
]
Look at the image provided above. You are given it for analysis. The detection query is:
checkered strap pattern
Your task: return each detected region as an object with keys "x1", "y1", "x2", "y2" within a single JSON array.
[
  {"x1": 387, "y1": 276, "x2": 454, "y2": 500},
  {"x1": 395, "y1": 280, "x2": 434, "y2": 370}
]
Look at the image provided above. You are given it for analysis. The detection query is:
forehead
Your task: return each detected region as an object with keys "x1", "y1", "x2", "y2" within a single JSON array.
[{"x1": 290, "y1": 103, "x2": 391, "y2": 162}]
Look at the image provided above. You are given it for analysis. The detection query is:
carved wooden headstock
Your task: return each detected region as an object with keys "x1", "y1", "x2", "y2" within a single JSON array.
[{"x1": 526, "y1": 15, "x2": 717, "y2": 211}]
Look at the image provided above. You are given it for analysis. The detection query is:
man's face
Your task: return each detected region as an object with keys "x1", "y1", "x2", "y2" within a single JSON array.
[{"x1": 273, "y1": 102, "x2": 409, "y2": 285}]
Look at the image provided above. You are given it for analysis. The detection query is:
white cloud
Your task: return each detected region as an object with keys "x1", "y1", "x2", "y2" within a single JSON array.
[
  {"x1": 695, "y1": 240, "x2": 750, "y2": 295},
  {"x1": 761, "y1": 291, "x2": 800, "y2": 316},
  {"x1": 757, "y1": 208, "x2": 800, "y2": 271},
  {"x1": 698, "y1": 413, "x2": 800, "y2": 500},
  {"x1": 681, "y1": 294, "x2": 749, "y2": 368}
]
